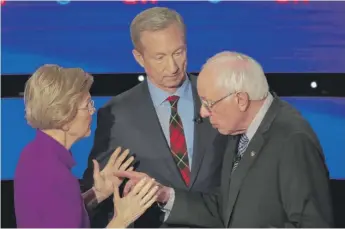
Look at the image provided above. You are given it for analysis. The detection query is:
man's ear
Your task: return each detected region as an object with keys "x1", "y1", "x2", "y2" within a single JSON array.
[
  {"x1": 237, "y1": 92, "x2": 250, "y2": 112},
  {"x1": 132, "y1": 49, "x2": 144, "y2": 68}
]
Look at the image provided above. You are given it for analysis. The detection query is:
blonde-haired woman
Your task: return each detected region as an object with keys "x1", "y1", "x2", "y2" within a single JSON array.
[{"x1": 14, "y1": 65, "x2": 158, "y2": 228}]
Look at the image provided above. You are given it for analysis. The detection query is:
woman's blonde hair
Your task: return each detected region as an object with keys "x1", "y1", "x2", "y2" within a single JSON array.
[{"x1": 24, "y1": 64, "x2": 94, "y2": 130}]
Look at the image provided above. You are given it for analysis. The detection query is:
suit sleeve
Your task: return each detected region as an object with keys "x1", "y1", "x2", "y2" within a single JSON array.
[
  {"x1": 82, "y1": 106, "x2": 117, "y2": 227},
  {"x1": 40, "y1": 183, "x2": 85, "y2": 228},
  {"x1": 32, "y1": 164, "x2": 86, "y2": 228},
  {"x1": 279, "y1": 132, "x2": 334, "y2": 227},
  {"x1": 82, "y1": 106, "x2": 116, "y2": 190},
  {"x1": 165, "y1": 188, "x2": 223, "y2": 227},
  {"x1": 16, "y1": 166, "x2": 85, "y2": 228}
]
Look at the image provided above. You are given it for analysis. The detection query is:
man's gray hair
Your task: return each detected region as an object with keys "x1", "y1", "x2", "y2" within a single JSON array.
[
  {"x1": 204, "y1": 51, "x2": 269, "y2": 100},
  {"x1": 130, "y1": 7, "x2": 185, "y2": 50}
]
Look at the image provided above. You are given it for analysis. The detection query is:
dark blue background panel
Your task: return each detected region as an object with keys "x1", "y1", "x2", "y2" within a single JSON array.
[
  {"x1": 2, "y1": 1, "x2": 345, "y2": 74},
  {"x1": 1, "y1": 96, "x2": 345, "y2": 180}
]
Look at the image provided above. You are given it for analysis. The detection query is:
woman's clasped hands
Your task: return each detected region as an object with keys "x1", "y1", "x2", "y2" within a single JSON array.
[
  {"x1": 90, "y1": 146, "x2": 159, "y2": 228},
  {"x1": 107, "y1": 177, "x2": 159, "y2": 228}
]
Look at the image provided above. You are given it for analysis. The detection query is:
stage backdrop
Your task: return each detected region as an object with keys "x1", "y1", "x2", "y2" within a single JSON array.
[
  {"x1": 2, "y1": 1, "x2": 345, "y2": 74},
  {"x1": 1, "y1": 96, "x2": 345, "y2": 180}
]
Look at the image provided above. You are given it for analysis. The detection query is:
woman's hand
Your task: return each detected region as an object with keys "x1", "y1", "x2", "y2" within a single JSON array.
[
  {"x1": 106, "y1": 177, "x2": 159, "y2": 228},
  {"x1": 92, "y1": 147, "x2": 134, "y2": 201},
  {"x1": 115, "y1": 170, "x2": 171, "y2": 204}
]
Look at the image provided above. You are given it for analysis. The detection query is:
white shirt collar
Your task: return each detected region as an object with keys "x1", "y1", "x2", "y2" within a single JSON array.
[{"x1": 245, "y1": 93, "x2": 274, "y2": 141}]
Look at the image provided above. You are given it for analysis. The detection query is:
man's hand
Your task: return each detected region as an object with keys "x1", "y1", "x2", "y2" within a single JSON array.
[{"x1": 115, "y1": 171, "x2": 171, "y2": 204}]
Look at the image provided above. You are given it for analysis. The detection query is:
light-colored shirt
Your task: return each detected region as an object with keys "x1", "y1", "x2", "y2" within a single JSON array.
[
  {"x1": 163, "y1": 92, "x2": 274, "y2": 220},
  {"x1": 147, "y1": 76, "x2": 195, "y2": 167},
  {"x1": 14, "y1": 130, "x2": 90, "y2": 228},
  {"x1": 245, "y1": 92, "x2": 273, "y2": 143}
]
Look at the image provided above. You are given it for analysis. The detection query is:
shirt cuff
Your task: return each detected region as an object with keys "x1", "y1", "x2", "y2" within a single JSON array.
[
  {"x1": 82, "y1": 187, "x2": 99, "y2": 211},
  {"x1": 161, "y1": 188, "x2": 175, "y2": 221}
]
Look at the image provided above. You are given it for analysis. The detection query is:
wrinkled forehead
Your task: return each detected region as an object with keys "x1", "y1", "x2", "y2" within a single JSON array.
[
  {"x1": 139, "y1": 24, "x2": 185, "y2": 53},
  {"x1": 197, "y1": 67, "x2": 223, "y2": 100}
]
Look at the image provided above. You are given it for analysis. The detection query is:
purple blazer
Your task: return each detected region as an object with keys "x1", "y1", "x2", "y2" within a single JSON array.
[{"x1": 14, "y1": 130, "x2": 90, "y2": 228}]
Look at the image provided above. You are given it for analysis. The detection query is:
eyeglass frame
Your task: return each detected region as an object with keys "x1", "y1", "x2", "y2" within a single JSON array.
[
  {"x1": 200, "y1": 91, "x2": 236, "y2": 112},
  {"x1": 78, "y1": 99, "x2": 95, "y2": 113}
]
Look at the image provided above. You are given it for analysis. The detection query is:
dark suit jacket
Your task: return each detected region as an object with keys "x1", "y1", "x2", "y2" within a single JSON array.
[
  {"x1": 165, "y1": 96, "x2": 334, "y2": 228},
  {"x1": 82, "y1": 74, "x2": 223, "y2": 227}
]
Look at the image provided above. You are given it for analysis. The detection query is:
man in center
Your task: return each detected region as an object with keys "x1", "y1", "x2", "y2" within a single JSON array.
[{"x1": 82, "y1": 7, "x2": 224, "y2": 227}]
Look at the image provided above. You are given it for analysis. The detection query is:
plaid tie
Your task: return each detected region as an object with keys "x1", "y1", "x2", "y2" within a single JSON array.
[
  {"x1": 167, "y1": 95, "x2": 190, "y2": 186},
  {"x1": 232, "y1": 134, "x2": 249, "y2": 172}
]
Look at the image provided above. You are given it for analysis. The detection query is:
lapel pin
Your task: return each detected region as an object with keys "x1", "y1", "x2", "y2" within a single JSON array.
[{"x1": 250, "y1": 151, "x2": 256, "y2": 157}]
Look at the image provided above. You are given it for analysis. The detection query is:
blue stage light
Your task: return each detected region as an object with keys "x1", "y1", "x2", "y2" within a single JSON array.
[
  {"x1": 208, "y1": 0, "x2": 222, "y2": 3},
  {"x1": 57, "y1": 0, "x2": 70, "y2": 5}
]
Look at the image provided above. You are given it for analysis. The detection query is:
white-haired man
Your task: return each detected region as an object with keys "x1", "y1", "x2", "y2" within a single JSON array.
[{"x1": 116, "y1": 51, "x2": 334, "y2": 227}]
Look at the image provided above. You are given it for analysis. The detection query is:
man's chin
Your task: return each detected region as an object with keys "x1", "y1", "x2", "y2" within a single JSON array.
[
  {"x1": 228, "y1": 130, "x2": 246, "y2": 136},
  {"x1": 217, "y1": 128, "x2": 231, "y2": 135},
  {"x1": 216, "y1": 128, "x2": 245, "y2": 136},
  {"x1": 167, "y1": 77, "x2": 184, "y2": 86}
]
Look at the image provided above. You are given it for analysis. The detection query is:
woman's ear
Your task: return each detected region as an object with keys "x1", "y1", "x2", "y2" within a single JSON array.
[{"x1": 61, "y1": 124, "x2": 70, "y2": 132}]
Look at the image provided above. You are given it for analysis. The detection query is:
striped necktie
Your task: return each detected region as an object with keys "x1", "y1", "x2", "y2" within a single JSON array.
[{"x1": 232, "y1": 134, "x2": 249, "y2": 172}]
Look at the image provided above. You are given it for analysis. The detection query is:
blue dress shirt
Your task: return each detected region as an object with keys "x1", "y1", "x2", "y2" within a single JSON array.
[{"x1": 147, "y1": 77, "x2": 195, "y2": 167}]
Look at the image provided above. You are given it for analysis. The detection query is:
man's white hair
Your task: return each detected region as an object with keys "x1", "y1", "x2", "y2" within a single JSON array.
[{"x1": 204, "y1": 51, "x2": 269, "y2": 100}]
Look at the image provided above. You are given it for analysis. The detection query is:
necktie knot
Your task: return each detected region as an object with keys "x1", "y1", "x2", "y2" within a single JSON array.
[
  {"x1": 167, "y1": 95, "x2": 180, "y2": 109},
  {"x1": 238, "y1": 134, "x2": 249, "y2": 153},
  {"x1": 231, "y1": 134, "x2": 249, "y2": 173}
]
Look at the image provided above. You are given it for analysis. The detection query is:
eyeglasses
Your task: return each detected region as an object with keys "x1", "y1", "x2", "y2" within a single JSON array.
[
  {"x1": 200, "y1": 92, "x2": 234, "y2": 112},
  {"x1": 79, "y1": 100, "x2": 95, "y2": 114}
]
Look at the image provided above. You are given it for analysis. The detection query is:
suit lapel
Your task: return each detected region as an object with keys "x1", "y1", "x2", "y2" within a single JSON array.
[
  {"x1": 224, "y1": 134, "x2": 265, "y2": 226},
  {"x1": 132, "y1": 82, "x2": 185, "y2": 186},
  {"x1": 221, "y1": 135, "x2": 239, "y2": 221},
  {"x1": 225, "y1": 97, "x2": 281, "y2": 226},
  {"x1": 189, "y1": 76, "x2": 210, "y2": 188}
]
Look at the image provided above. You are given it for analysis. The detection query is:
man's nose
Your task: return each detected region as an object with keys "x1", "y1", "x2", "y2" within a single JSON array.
[
  {"x1": 166, "y1": 57, "x2": 179, "y2": 75},
  {"x1": 200, "y1": 105, "x2": 211, "y2": 118}
]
